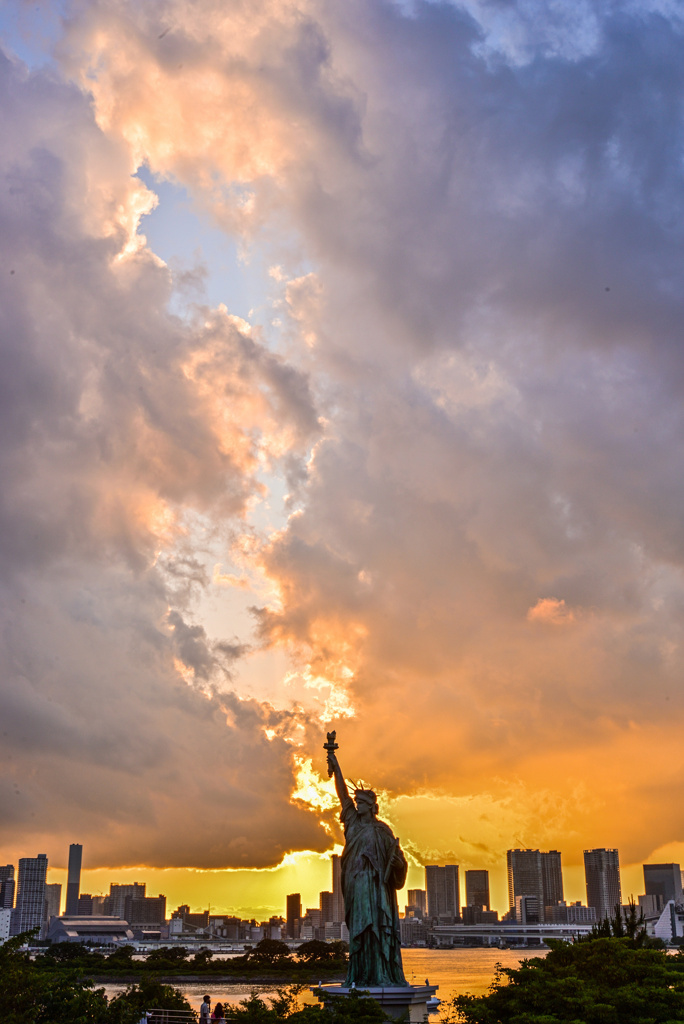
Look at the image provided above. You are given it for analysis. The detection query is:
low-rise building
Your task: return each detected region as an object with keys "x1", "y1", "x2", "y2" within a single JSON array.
[
  {"x1": 545, "y1": 902, "x2": 597, "y2": 925},
  {"x1": 400, "y1": 917, "x2": 428, "y2": 945},
  {"x1": 461, "y1": 906, "x2": 499, "y2": 925},
  {"x1": 646, "y1": 900, "x2": 684, "y2": 945},
  {"x1": 46, "y1": 915, "x2": 133, "y2": 944},
  {"x1": 431, "y1": 920, "x2": 596, "y2": 947}
]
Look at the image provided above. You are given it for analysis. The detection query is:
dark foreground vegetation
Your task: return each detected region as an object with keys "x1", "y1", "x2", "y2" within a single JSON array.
[
  {"x1": 0, "y1": 933, "x2": 195, "y2": 1024},
  {"x1": 4, "y1": 929, "x2": 684, "y2": 1024},
  {"x1": 0, "y1": 932, "x2": 381, "y2": 1024},
  {"x1": 447, "y1": 938, "x2": 684, "y2": 1023}
]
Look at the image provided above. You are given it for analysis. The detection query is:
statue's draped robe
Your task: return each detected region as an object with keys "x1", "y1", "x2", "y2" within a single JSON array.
[{"x1": 340, "y1": 801, "x2": 408, "y2": 987}]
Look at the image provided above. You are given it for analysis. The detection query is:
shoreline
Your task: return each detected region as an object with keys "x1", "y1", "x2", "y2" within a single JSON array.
[{"x1": 85, "y1": 972, "x2": 346, "y2": 985}]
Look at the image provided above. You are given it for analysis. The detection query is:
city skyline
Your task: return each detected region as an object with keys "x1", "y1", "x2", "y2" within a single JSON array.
[
  {"x1": 4, "y1": 839, "x2": 680, "y2": 923},
  {"x1": 1, "y1": 0, "x2": 684, "y2": 915}
]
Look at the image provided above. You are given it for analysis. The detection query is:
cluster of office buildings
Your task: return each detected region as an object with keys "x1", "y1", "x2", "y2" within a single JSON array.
[
  {"x1": 0, "y1": 843, "x2": 337, "y2": 947},
  {"x1": 0, "y1": 845, "x2": 171, "y2": 945},
  {"x1": 397, "y1": 849, "x2": 684, "y2": 947},
  {"x1": 2, "y1": 843, "x2": 683, "y2": 948},
  {"x1": 284, "y1": 854, "x2": 348, "y2": 942}
]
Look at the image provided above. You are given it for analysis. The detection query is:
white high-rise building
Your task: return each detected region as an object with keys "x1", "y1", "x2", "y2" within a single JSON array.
[{"x1": 13, "y1": 854, "x2": 48, "y2": 934}]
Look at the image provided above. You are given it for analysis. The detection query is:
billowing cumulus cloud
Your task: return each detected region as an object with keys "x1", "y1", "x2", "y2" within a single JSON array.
[
  {"x1": 2, "y1": 0, "x2": 684, "y2": 893},
  {"x1": 0, "y1": 47, "x2": 323, "y2": 869}
]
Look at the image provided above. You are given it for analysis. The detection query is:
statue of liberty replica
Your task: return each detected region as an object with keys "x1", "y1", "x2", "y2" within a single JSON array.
[{"x1": 325, "y1": 732, "x2": 408, "y2": 988}]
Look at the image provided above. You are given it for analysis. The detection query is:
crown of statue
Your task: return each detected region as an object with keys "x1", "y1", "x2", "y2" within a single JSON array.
[{"x1": 349, "y1": 780, "x2": 377, "y2": 804}]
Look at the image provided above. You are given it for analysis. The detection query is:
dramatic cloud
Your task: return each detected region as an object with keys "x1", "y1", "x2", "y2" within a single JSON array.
[
  {"x1": 2, "y1": 0, "x2": 684, "y2": 899},
  {"x1": 0, "y1": 47, "x2": 323, "y2": 870}
]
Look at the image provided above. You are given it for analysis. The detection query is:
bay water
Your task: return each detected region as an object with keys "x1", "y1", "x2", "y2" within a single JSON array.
[{"x1": 99, "y1": 947, "x2": 548, "y2": 1017}]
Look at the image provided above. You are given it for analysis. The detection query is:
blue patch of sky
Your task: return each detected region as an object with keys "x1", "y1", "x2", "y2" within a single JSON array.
[
  {"x1": 0, "y1": 0, "x2": 66, "y2": 71},
  {"x1": 135, "y1": 165, "x2": 272, "y2": 324}
]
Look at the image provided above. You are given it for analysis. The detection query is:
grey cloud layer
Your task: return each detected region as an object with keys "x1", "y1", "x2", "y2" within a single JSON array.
[{"x1": 0, "y1": 49, "x2": 323, "y2": 867}]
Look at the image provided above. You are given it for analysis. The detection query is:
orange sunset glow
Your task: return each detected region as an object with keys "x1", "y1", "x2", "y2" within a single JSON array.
[{"x1": 2, "y1": 0, "x2": 684, "y2": 926}]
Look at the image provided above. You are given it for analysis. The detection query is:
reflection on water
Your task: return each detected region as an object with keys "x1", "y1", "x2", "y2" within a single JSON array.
[
  {"x1": 99, "y1": 947, "x2": 548, "y2": 1016},
  {"x1": 403, "y1": 947, "x2": 548, "y2": 1004}
]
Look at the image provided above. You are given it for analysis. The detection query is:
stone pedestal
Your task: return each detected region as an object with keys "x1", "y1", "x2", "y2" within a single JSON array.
[{"x1": 311, "y1": 983, "x2": 439, "y2": 1022}]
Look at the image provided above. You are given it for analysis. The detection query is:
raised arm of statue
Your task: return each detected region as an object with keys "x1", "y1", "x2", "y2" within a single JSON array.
[{"x1": 327, "y1": 749, "x2": 352, "y2": 811}]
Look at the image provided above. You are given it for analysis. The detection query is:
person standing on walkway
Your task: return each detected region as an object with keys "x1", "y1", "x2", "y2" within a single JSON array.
[{"x1": 200, "y1": 995, "x2": 211, "y2": 1024}]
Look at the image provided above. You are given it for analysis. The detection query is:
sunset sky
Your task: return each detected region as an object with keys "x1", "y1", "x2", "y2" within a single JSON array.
[{"x1": 1, "y1": 0, "x2": 683, "y2": 919}]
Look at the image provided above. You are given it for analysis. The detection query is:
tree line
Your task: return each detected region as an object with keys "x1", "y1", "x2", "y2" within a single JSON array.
[{"x1": 31, "y1": 937, "x2": 348, "y2": 977}]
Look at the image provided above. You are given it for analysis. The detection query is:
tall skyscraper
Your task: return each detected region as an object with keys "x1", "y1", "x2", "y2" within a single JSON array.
[
  {"x1": 106, "y1": 882, "x2": 146, "y2": 918},
  {"x1": 13, "y1": 854, "x2": 48, "y2": 933},
  {"x1": 507, "y1": 850, "x2": 544, "y2": 922},
  {"x1": 407, "y1": 889, "x2": 427, "y2": 916},
  {"x1": 584, "y1": 848, "x2": 622, "y2": 921},
  {"x1": 541, "y1": 851, "x2": 564, "y2": 909},
  {"x1": 44, "y1": 883, "x2": 62, "y2": 921},
  {"x1": 425, "y1": 865, "x2": 460, "y2": 922},
  {"x1": 65, "y1": 844, "x2": 82, "y2": 916},
  {"x1": 332, "y1": 854, "x2": 344, "y2": 923},
  {"x1": 286, "y1": 893, "x2": 301, "y2": 938},
  {"x1": 465, "y1": 870, "x2": 490, "y2": 910},
  {"x1": 320, "y1": 890, "x2": 335, "y2": 924},
  {"x1": 0, "y1": 865, "x2": 15, "y2": 909},
  {"x1": 643, "y1": 863, "x2": 683, "y2": 905}
]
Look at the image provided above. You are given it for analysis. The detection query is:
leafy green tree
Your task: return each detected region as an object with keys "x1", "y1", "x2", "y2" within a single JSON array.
[
  {"x1": 105, "y1": 944, "x2": 137, "y2": 969},
  {"x1": 245, "y1": 938, "x2": 293, "y2": 967},
  {"x1": 0, "y1": 933, "x2": 109, "y2": 1024},
  {"x1": 0, "y1": 934, "x2": 45, "y2": 1024},
  {"x1": 448, "y1": 938, "x2": 684, "y2": 1024},
  {"x1": 268, "y1": 986, "x2": 306, "y2": 1018},
  {"x1": 105, "y1": 978, "x2": 196, "y2": 1023},
  {"x1": 223, "y1": 988, "x2": 390, "y2": 1024},
  {"x1": 580, "y1": 898, "x2": 647, "y2": 947},
  {"x1": 39, "y1": 942, "x2": 107, "y2": 969},
  {"x1": 0, "y1": 936, "x2": 196, "y2": 1023},
  {"x1": 146, "y1": 945, "x2": 191, "y2": 966},
  {"x1": 35, "y1": 971, "x2": 110, "y2": 1024},
  {"x1": 297, "y1": 940, "x2": 343, "y2": 964},
  {"x1": 327, "y1": 940, "x2": 349, "y2": 960},
  {"x1": 190, "y1": 947, "x2": 214, "y2": 968},
  {"x1": 40, "y1": 942, "x2": 89, "y2": 963}
]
